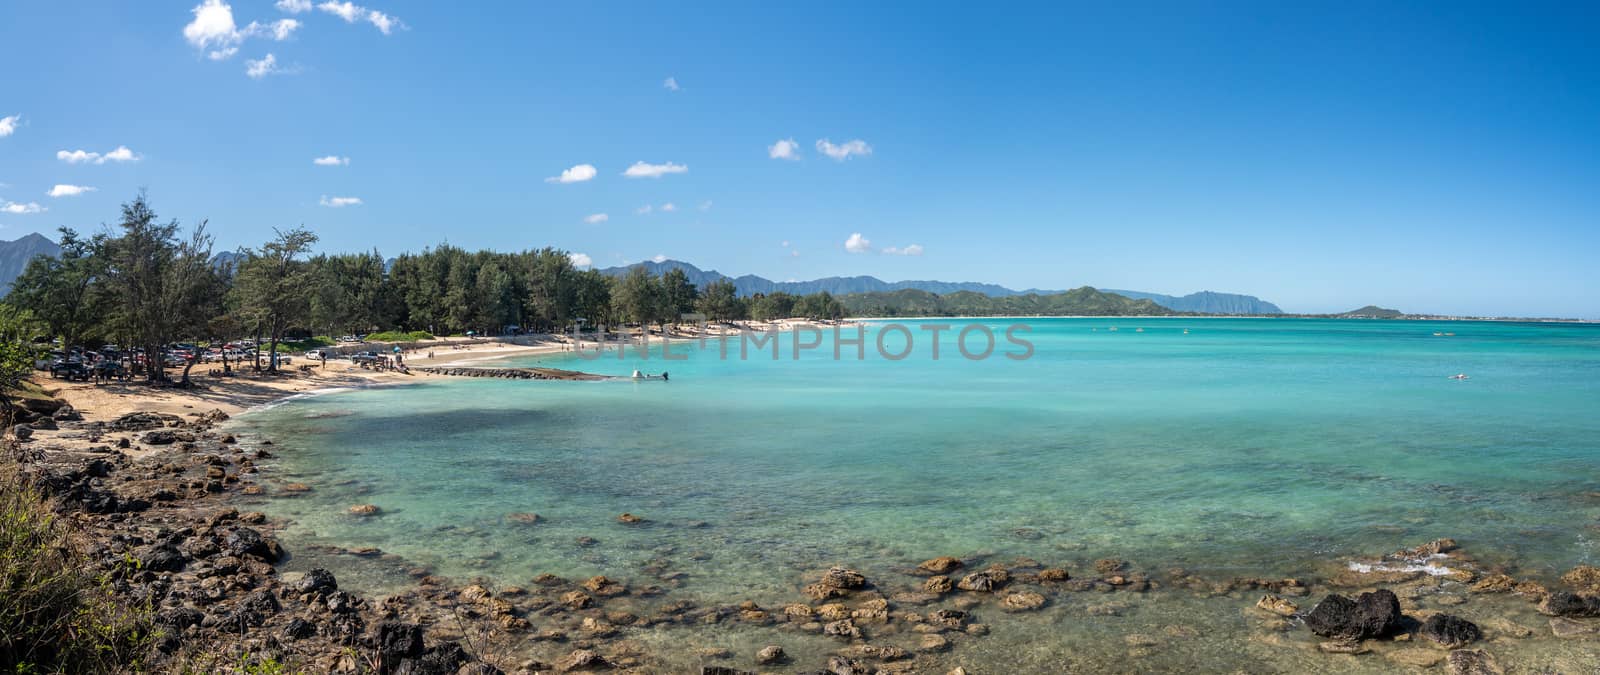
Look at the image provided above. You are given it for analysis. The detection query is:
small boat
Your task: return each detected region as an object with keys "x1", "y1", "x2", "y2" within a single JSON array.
[
  {"x1": 1449, "y1": 373, "x2": 1469, "y2": 380},
  {"x1": 1135, "y1": 327, "x2": 1144, "y2": 333},
  {"x1": 1433, "y1": 332, "x2": 1442, "y2": 336},
  {"x1": 1183, "y1": 329, "x2": 1189, "y2": 334},
  {"x1": 1109, "y1": 327, "x2": 1119, "y2": 332}
]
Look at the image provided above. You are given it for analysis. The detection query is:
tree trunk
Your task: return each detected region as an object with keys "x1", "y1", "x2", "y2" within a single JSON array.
[{"x1": 179, "y1": 354, "x2": 198, "y2": 388}]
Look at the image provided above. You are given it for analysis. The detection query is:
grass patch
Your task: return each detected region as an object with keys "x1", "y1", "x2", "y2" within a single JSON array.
[
  {"x1": 1, "y1": 458, "x2": 154, "y2": 673},
  {"x1": 364, "y1": 330, "x2": 435, "y2": 343},
  {"x1": 277, "y1": 336, "x2": 335, "y2": 352}
]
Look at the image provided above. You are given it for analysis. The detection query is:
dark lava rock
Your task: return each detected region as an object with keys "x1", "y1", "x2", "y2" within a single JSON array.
[
  {"x1": 375, "y1": 621, "x2": 426, "y2": 667},
  {"x1": 1537, "y1": 591, "x2": 1600, "y2": 617},
  {"x1": 155, "y1": 606, "x2": 204, "y2": 630},
  {"x1": 701, "y1": 668, "x2": 754, "y2": 675},
  {"x1": 136, "y1": 543, "x2": 189, "y2": 573},
  {"x1": 282, "y1": 617, "x2": 317, "y2": 640},
  {"x1": 1422, "y1": 614, "x2": 1482, "y2": 648},
  {"x1": 12, "y1": 425, "x2": 32, "y2": 441},
  {"x1": 31, "y1": 417, "x2": 58, "y2": 430},
  {"x1": 326, "y1": 590, "x2": 360, "y2": 614},
  {"x1": 1303, "y1": 589, "x2": 1403, "y2": 641},
  {"x1": 400, "y1": 641, "x2": 471, "y2": 675},
  {"x1": 143, "y1": 430, "x2": 178, "y2": 445},
  {"x1": 240, "y1": 589, "x2": 281, "y2": 615},
  {"x1": 224, "y1": 527, "x2": 278, "y2": 561},
  {"x1": 295, "y1": 567, "x2": 339, "y2": 595}
]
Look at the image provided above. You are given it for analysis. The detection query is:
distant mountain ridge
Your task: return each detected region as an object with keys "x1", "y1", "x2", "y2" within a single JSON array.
[
  {"x1": 3, "y1": 233, "x2": 1285, "y2": 315},
  {"x1": 0, "y1": 232, "x2": 63, "y2": 295},
  {"x1": 1104, "y1": 289, "x2": 1282, "y2": 315},
  {"x1": 599, "y1": 259, "x2": 1283, "y2": 314}
]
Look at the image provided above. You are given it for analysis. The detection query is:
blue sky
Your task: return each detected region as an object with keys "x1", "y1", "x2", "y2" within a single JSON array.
[{"x1": 1, "y1": 1, "x2": 1597, "y2": 317}]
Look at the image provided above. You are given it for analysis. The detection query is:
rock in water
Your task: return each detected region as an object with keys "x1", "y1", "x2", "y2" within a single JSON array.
[
  {"x1": 295, "y1": 567, "x2": 338, "y2": 595},
  {"x1": 1537, "y1": 591, "x2": 1600, "y2": 617},
  {"x1": 1422, "y1": 614, "x2": 1482, "y2": 648},
  {"x1": 1446, "y1": 649, "x2": 1502, "y2": 675},
  {"x1": 755, "y1": 645, "x2": 786, "y2": 665},
  {"x1": 1255, "y1": 594, "x2": 1299, "y2": 616},
  {"x1": 1561, "y1": 565, "x2": 1600, "y2": 593},
  {"x1": 1303, "y1": 589, "x2": 1403, "y2": 641},
  {"x1": 820, "y1": 566, "x2": 867, "y2": 590},
  {"x1": 1549, "y1": 617, "x2": 1600, "y2": 638},
  {"x1": 918, "y1": 556, "x2": 964, "y2": 574}
]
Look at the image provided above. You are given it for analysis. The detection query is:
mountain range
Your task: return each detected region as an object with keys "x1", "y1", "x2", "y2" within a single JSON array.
[
  {"x1": 598, "y1": 259, "x2": 1284, "y2": 314},
  {"x1": 0, "y1": 233, "x2": 63, "y2": 295},
  {"x1": 0, "y1": 232, "x2": 1284, "y2": 315}
]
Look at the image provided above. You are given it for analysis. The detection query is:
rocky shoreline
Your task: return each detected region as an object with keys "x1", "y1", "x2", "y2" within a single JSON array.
[
  {"x1": 413, "y1": 367, "x2": 607, "y2": 381},
  {"x1": 7, "y1": 392, "x2": 1600, "y2": 673}
]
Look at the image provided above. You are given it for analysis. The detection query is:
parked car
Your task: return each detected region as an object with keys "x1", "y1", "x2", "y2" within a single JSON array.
[{"x1": 50, "y1": 360, "x2": 90, "y2": 381}]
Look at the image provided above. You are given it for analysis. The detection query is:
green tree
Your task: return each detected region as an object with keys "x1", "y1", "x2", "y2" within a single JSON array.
[
  {"x1": 660, "y1": 268, "x2": 698, "y2": 325},
  {"x1": 0, "y1": 304, "x2": 43, "y2": 424},
  {"x1": 695, "y1": 279, "x2": 742, "y2": 323},
  {"x1": 615, "y1": 267, "x2": 662, "y2": 332},
  {"x1": 96, "y1": 194, "x2": 217, "y2": 382},
  {"x1": 231, "y1": 228, "x2": 318, "y2": 373},
  {"x1": 4, "y1": 228, "x2": 105, "y2": 348}
]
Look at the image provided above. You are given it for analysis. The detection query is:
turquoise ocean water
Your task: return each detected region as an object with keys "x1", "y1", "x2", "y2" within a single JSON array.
[
  {"x1": 222, "y1": 319, "x2": 1600, "y2": 668},
  {"x1": 232, "y1": 318, "x2": 1600, "y2": 668}
]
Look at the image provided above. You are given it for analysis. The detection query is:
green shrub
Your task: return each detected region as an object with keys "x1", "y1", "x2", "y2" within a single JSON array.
[
  {"x1": 1, "y1": 461, "x2": 153, "y2": 673},
  {"x1": 364, "y1": 330, "x2": 435, "y2": 342},
  {"x1": 278, "y1": 336, "x2": 335, "y2": 352}
]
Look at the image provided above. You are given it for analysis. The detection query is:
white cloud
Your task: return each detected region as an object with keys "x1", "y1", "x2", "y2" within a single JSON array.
[
  {"x1": 268, "y1": 18, "x2": 300, "y2": 40},
  {"x1": 883, "y1": 244, "x2": 924, "y2": 256},
  {"x1": 0, "y1": 115, "x2": 19, "y2": 137},
  {"x1": 844, "y1": 232, "x2": 871, "y2": 253},
  {"x1": 313, "y1": 155, "x2": 350, "y2": 166},
  {"x1": 246, "y1": 53, "x2": 288, "y2": 79},
  {"x1": 663, "y1": 77, "x2": 680, "y2": 91},
  {"x1": 318, "y1": 1, "x2": 360, "y2": 21},
  {"x1": 318, "y1": 2, "x2": 404, "y2": 34},
  {"x1": 47, "y1": 184, "x2": 96, "y2": 198},
  {"x1": 652, "y1": 254, "x2": 668, "y2": 263},
  {"x1": 1, "y1": 201, "x2": 45, "y2": 215},
  {"x1": 56, "y1": 145, "x2": 142, "y2": 164},
  {"x1": 319, "y1": 195, "x2": 362, "y2": 207},
  {"x1": 634, "y1": 204, "x2": 652, "y2": 215},
  {"x1": 184, "y1": 0, "x2": 243, "y2": 51},
  {"x1": 816, "y1": 138, "x2": 872, "y2": 161},
  {"x1": 568, "y1": 252, "x2": 593, "y2": 268},
  {"x1": 622, "y1": 161, "x2": 687, "y2": 178},
  {"x1": 768, "y1": 138, "x2": 800, "y2": 160},
  {"x1": 583, "y1": 213, "x2": 609, "y2": 224},
  {"x1": 781, "y1": 240, "x2": 790, "y2": 247},
  {"x1": 791, "y1": 250, "x2": 800, "y2": 257},
  {"x1": 545, "y1": 163, "x2": 597, "y2": 184},
  {"x1": 660, "y1": 202, "x2": 677, "y2": 212},
  {"x1": 698, "y1": 200, "x2": 712, "y2": 211},
  {"x1": 184, "y1": 1, "x2": 299, "y2": 61},
  {"x1": 276, "y1": 0, "x2": 311, "y2": 12}
]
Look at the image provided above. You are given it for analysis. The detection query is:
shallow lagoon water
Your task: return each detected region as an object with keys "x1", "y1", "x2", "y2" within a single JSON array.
[{"x1": 232, "y1": 318, "x2": 1600, "y2": 670}]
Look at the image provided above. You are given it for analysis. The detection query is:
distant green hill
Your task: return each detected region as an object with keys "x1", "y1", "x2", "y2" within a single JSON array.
[
  {"x1": 1338, "y1": 305, "x2": 1405, "y2": 318},
  {"x1": 838, "y1": 287, "x2": 1173, "y2": 317}
]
